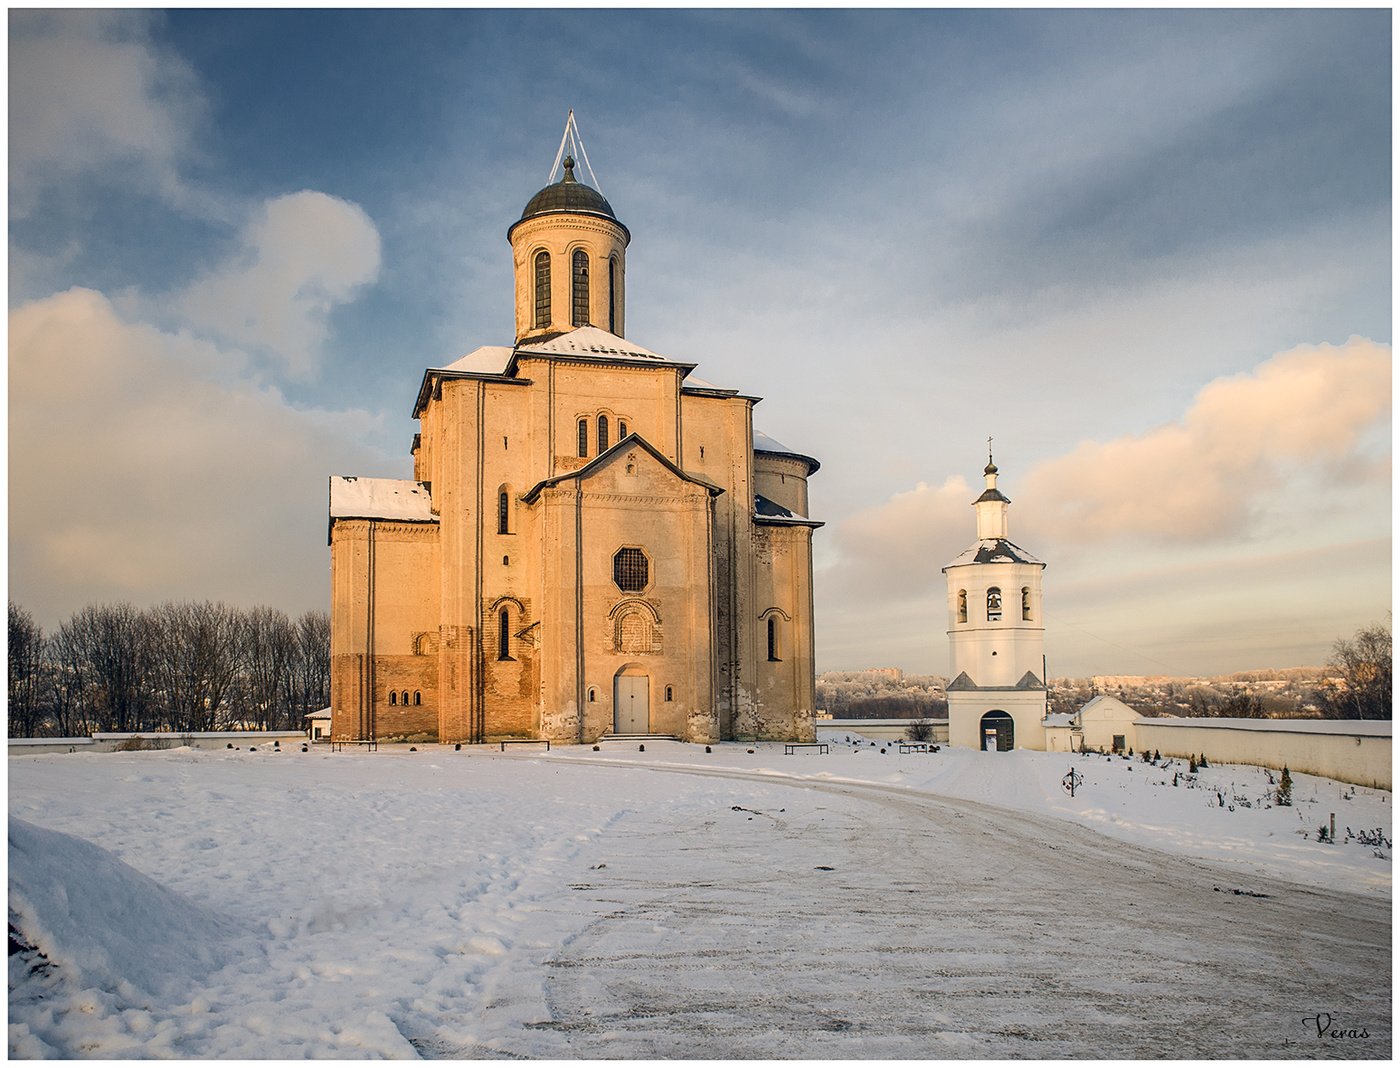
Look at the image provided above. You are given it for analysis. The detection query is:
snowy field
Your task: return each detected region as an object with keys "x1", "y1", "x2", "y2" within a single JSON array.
[{"x1": 9, "y1": 733, "x2": 1391, "y2": 1058}]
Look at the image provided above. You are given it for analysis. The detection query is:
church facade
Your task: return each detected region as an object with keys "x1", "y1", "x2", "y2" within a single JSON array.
[
  {"x1": 943, "y1": 456, "x2": 1048, "y2": 750},
  {"x1": 327, "y1": 151, "x2": 821, "y2": 745}
]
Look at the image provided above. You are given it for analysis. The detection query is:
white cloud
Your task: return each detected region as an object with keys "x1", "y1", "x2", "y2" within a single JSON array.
[
  {"x1": 9, "y1": 10, "x2": 203, "y2": 216},
  {"x1": 1018, "y1": 337, "x2": 1391, "y2": 542},
  {"x1": 8, "y1": 288, "x2": 398, "y2": 628},
  {"x1": 171, "y1": 192, "x2": 382, "y2": 379}
]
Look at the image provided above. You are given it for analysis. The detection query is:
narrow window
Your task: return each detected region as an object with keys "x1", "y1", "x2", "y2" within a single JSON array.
[
  {"x1": 402, "y1": 691, "x2": 409, "y2": 706},
  {"x1": 533, "y1": 251, "x2": 551, "y2": 329},
  {"x1": 498, "y1": 609, "x2": 512, "y2": 660},
  {"x1": 1022, "y1": 587, "x2": 1032, "y2": 621},
  {"x1": 598, "y1": 414, "x2": 609, "y2": 452},
  {"x1": 578, "y1": 418, "x2": 588, "y2": 458},
  {"x1": 767, "y1": 617, "x2": 781, "y2": 662},
  {"x1": 389, "y1": 691, "x2": 397, "y2": 706},
  {"x1": 665, "y1": 685, "x2": 673, "y2": 702},
  {"x1": 987, "y1": 587, "x2": 1002, "y2": 621},
  {"x1": 609, "y1": 256, "x2": 619, "y2": 333},
  {"x1": 618, "y1": 420, "x2": 627, "y2": 439},
  {"x1": 572, "y1": 249, "x2": 589, "y2": 326},
  {"x1": 588, "y1": 688, "x2": 597, "y2": 702},
  {"x1": 503, "y1": 555, "x2": 510, "y2": 566},
  {"x1": 414, "y1": 691, "x2": 421, "y2": 706},
  {"x1": 498, "y1": 490, "x2": 510, "y2": 534},
  {"x1": 957, "y1": 590, "x2": 968, "y2": 623}
]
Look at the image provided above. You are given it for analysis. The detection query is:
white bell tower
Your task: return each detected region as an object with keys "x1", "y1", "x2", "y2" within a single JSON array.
[{"x1": 943, "y1": 447, "x2": 1047, "y2": 751}]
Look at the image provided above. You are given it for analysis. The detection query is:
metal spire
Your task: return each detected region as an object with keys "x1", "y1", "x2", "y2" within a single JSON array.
[{"x1": 547, "y1": 110, "x2": 602, "y2": 192}]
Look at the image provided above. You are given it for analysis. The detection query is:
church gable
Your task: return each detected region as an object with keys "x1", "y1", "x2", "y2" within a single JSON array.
[{"x1": 521, "y1": 434, "x2": 722, "y2": 504}]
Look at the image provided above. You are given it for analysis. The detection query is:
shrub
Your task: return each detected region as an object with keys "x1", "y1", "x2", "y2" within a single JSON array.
[
  {"x1": 1275, "y1": 767, "x2": 1292, "y2": 807},
  {"x1": 115, "y1": 735, "x2": 152, "y2": 752},
  {"x1": 905, "y1": 719, "x2": 933, "y2": 743}
]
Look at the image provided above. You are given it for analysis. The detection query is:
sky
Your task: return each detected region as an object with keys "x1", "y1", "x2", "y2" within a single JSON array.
[{"x1": 8, "y1": 8, "x2": 1391, "y2": 677}]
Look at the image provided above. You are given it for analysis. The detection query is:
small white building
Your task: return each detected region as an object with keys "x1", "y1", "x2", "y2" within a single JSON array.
[
  {"x1": 1042, "y1": 695, "x2": 1141, "y2": 753},
  {"x1": 943, "y1": 454, "x2": 1047, "y2": 750},
  {"x1": 306, "y1": 709, "x2": 332, "y2": 742}
]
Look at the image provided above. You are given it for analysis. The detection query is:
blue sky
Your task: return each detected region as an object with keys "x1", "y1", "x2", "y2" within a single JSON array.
[{"x1": 9, "y1": 9, "x2": 1391, "y2": 677}]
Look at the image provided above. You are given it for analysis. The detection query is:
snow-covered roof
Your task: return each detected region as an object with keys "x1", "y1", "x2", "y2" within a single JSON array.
[
  {"x1": 329, "y1": 477, "x2": 435, "y2": 522},
  {"x1": 944, "y1": 538, "x2": 1044, "y2": 569},
  {"x1": 754, "y1": 430, "x2": 793, "y2": 454},
  {"x1": 437, "y1": 345, "x2": 513, "y2": 376},
  {"x1": 1043, "y1": 713, "x2": 1076, "y2": 727},
  {"x1": 1137, "y1": 716, "x2": 1392, "y2": 737},
  {"x1": 515, "y1": 325, "x2": 676, "y2": 364},
  {"x1": 1079, "y1": 695, "x2": 1140, "y2": 722}
]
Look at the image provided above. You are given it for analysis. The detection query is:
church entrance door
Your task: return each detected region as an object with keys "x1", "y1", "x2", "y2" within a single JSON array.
[
  {"x1": 980, "y1": 710, "x2": 1014, "y2": 752},
  {"x1": 614, "y1": 674, "x2": 650, "y2": 733}
]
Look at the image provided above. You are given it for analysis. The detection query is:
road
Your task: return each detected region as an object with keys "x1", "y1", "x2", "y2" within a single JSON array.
[{"x1": 509, "y1": 759, "x2": 1390, "y2": 1059}]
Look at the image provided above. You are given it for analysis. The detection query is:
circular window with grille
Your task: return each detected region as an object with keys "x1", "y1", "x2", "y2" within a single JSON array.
[{"x1": 613, "y1": 547, "x2": 649, "y2": 592}]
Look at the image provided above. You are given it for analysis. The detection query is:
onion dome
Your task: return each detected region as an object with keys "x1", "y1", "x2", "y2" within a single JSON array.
[{"x1": 507, "y1": 156, "x2": 629, "y2": 242}]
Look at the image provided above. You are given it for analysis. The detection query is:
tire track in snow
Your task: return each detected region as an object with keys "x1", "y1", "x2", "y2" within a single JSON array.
[{"x1": 518, "y1": 757, "x2": 1390, "y2": 1059}]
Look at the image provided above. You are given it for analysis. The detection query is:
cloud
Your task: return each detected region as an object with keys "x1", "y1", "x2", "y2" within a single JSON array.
[
  {"x1": 821, "y1": 476, "x2": 974, "y2": 602},
  {"x1": 9, "y1": 10, "x2": 203, "y2": 217},
  {"x1": 8, "y1": 288, "x2": 396, "y2": 629},
  {"x1": 1019, "y1": 337, "x2": 1390, "y2": 542},
  {"x1": 171, "y1": 192, "x2": 382, "y2": 379}
]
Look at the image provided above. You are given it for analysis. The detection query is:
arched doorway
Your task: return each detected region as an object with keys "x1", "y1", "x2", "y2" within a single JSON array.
[
  {"x1": 980, "y1": 710, "x2": 1014, "y2": 752},
  {"x1": 614, "y1": 664, "x2": 649, "y2": 734}
]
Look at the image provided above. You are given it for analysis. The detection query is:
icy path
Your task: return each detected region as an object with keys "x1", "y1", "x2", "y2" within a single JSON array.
[
  {"x1": 8, "y1": 744, "x2": 1391, "y2": 1058},
  {"x1": 525, "y1": 760, "x2": 1390, "y2": 1058}
]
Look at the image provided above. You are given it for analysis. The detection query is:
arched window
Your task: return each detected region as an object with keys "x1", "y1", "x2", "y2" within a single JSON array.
[
  {"x1": 957, "y1": 590, "x2": 968, "y2": 624},
  {"x1": 389, "y1": 691, "x2": 397, "y2": 706},
  {"x1": 987, "y1": 587, "x2": 1003, "y2": 621},
  {"x1": 665, "y1": 685, "x2": 673, "y2": 702},
  {"x1": 577, "y1": 418, "x2": 588, "y2": 458},
  {"x1": 498, "y1": 490, "x2": 510, "y2": 534},
  {"x1": 588, "y1": 688, "x2": 597, "y2": 702},
  {"x1": 572, "y1": 250, "x2": 589, "y2": 326},
  {"x1": 414, "y1": 691, "x2": 421, "y2": 706},
  {"x1": 533, "y1": 250, "x2": 551, "y2": 329},
  {"x1": 1022, "y1": 587, "x2": 1032, "y2": 621},
  {"x1": 609, "y1": 256, "x2": 619, "y2": 333},
  {"x1": 598, "y1": 414, "x2": 609, "y2": 453},
  {"x1": 402, "y1": 691, "x2": 409, "y2": 706},
  {"x1": 618, "y1": 420, "x2": 627, "y2": 439},
  {"x1": 767, "y1": 616, "x2": 782, "y2": 662},
  {"x1": 498, "y1": 608, "x2": 513, "y2": 661}
]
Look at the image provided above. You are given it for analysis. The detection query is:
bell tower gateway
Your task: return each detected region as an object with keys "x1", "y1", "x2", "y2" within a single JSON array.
[{"x1": 942, "y1": 454, "x2": 1047, "y2": 751}]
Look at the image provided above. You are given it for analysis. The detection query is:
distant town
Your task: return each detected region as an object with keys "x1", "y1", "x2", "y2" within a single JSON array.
[{"x1": 817, "y1": 666, "x2": 1351, "y2": 721}]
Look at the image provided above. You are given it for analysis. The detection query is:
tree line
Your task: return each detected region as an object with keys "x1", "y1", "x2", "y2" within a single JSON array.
[{"x1": 8, "y1": 601, "x2": 330, "y2": 738}]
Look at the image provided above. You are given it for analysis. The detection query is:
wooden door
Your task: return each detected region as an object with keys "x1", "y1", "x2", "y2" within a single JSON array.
[{"x1": 614, "y1": 675, "x2": 649, "y2": 733}]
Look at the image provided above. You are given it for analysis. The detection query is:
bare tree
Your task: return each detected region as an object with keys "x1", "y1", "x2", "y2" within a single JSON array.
[
  {"x1": 1317, "y1": 618, "x2": 1392, "y2": 720},
  {"x1": 8, "y1": 603, "x2": 45, "y2": 736},
  {"x1": 146, "y1": 602, "x2": 244, "y2": 731},
  {"x1": 239, "y1": 606, "x2": 296, "y2": 730},
  {"x1": 292, "y1": 610, "x2": 332, "y2": 728}
]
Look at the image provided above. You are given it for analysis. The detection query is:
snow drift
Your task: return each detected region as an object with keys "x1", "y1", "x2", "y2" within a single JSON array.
[{"x1": 8, "y1": 816, "x2": 236, "y2": 1001}]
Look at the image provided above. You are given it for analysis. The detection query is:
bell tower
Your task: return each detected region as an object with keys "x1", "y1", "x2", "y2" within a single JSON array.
[
  {"x1": 507, "y1": 114, "x2": 630, "y2": 343},
  {"x1": 943, "y1": 448, "x2": 1048, "y2": 751}
]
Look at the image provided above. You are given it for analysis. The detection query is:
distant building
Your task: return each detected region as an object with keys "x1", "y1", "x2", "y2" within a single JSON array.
[
  {"x1": 327, "y1": 131, "x2": 821, "y2": 745},
  {"x1": 943, "y1": 454, "x2": 1047, "y2": 750}
]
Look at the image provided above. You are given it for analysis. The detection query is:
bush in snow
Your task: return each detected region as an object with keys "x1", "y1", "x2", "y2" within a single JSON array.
[
  {"x1": 1189, "y1": 755, "x2": 1198, "y2": 773},
  {"x1": 904, "y1": 719, "x2": 933, "y2": 743},
  {"x1": 1275, "y1": 767, "x2": 1293, "y2": 807}
]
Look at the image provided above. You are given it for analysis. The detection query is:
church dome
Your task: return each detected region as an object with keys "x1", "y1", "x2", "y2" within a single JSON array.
[{"x1": 508, "y1": 156, "x2": 629, "y2": 242}]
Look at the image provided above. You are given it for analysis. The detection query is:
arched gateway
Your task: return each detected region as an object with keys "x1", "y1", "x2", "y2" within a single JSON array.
[{"x1": 980, "y1": 709, "x2": 1014, "y2": 752}]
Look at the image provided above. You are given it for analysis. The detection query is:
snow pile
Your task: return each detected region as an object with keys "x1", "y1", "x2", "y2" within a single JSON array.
[{"x1": 9, "y1": 816, "x2": 236, "y2": 1000}]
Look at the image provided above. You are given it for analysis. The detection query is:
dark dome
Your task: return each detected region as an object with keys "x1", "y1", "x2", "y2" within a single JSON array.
[{"x1": 508, "y1": 156, "x2": 628, "y2": 242}]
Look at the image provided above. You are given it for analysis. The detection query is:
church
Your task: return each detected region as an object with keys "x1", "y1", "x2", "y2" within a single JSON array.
[
  {"x1": 943, "y1": 453, "x2": 1048, "y2": 751},
  {"x1": 327, "y1": 132, "x2": 821, "y2": 746}
]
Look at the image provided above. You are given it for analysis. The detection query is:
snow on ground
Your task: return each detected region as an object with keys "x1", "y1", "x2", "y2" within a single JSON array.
[{"x1": 8, "y1": 737, "x2": 1391, "y2": 1058}]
